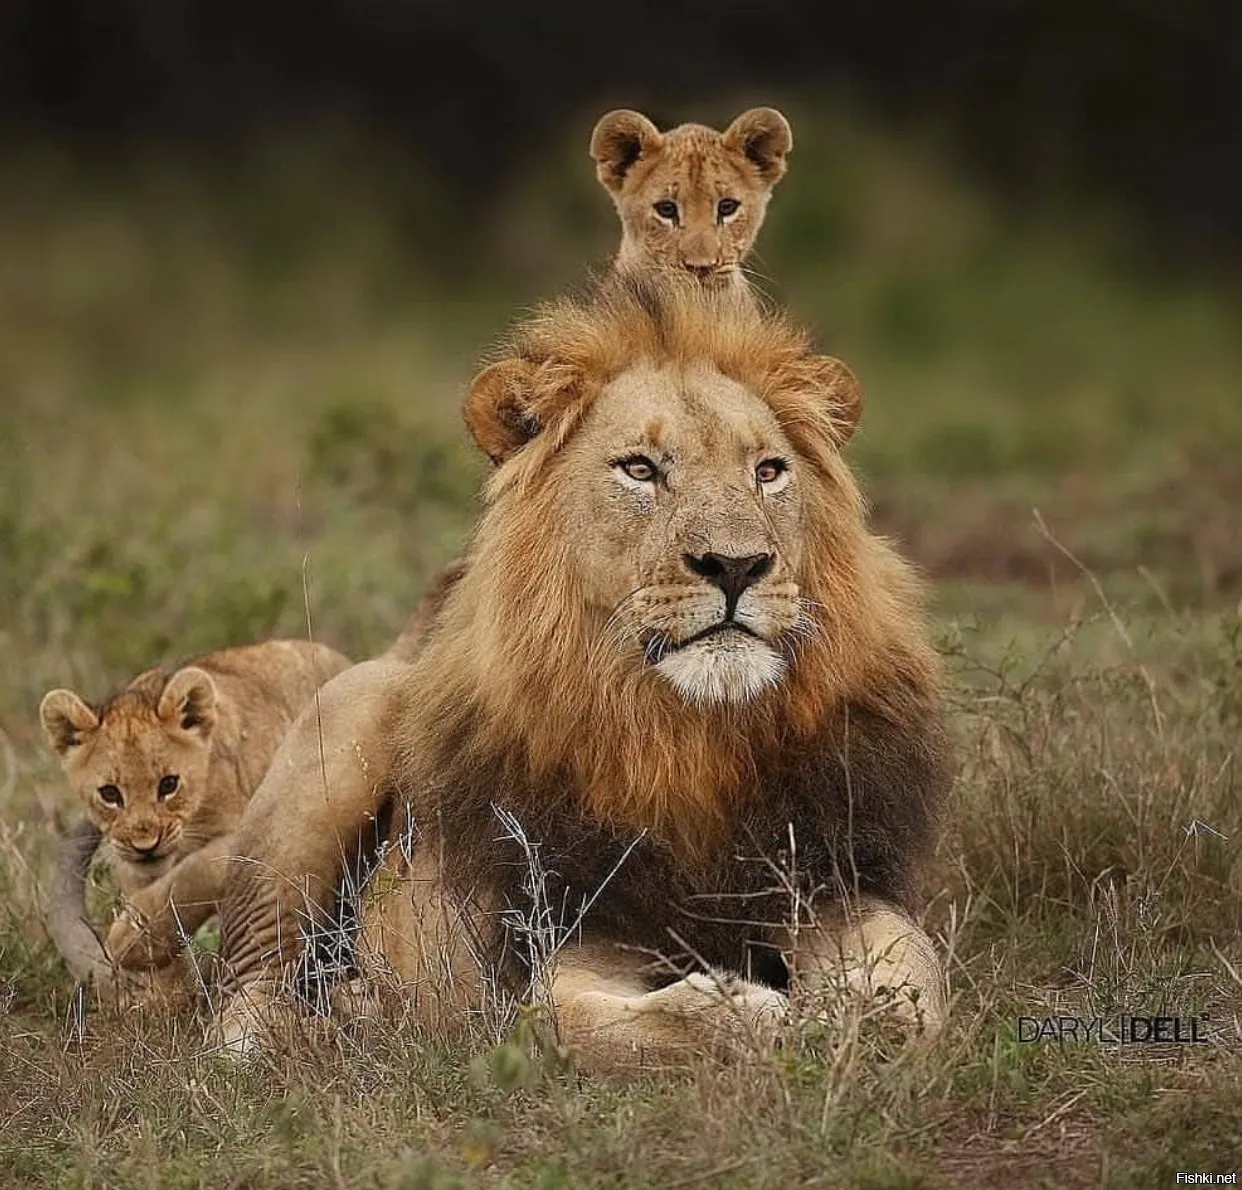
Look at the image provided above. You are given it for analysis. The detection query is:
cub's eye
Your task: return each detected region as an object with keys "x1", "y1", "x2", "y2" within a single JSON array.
[
  {"x1": 157, "y1": 774, "x2": 180, "y2": 799},
  {"x1": 717, "y1": 197, "x2": 741, "y2": 220},
  {"x1": 98, "y1": 784, "x2": 123, "y2": 807},
  {"x1": 652, "y1": 199, "x2": 679, "y2": 223},
  {"x1": 615, "y1": 455, "x2": 659, "y2": 484},
  {"x1": 755, "y1": 458, "x2": 788, "y2": 485}
]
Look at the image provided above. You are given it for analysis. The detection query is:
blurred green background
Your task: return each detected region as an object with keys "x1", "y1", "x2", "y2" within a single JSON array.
[{"x1": 3, "y1": 91, "x2": 1240, "y2": 711}]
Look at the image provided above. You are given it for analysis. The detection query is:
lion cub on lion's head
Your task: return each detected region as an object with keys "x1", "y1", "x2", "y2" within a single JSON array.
[
  {"x1": 590, "y1": 106, "x2": 792, "y2": 287},
  {"x1": 39, "y1": 639, "x2": 350, "y2": 993},
  {"x1": 383, "y1": 108, "x2": 792, "y2": 666},
  {"x1": 384, "y1": 107, "x2": 795, "y2": 666}
]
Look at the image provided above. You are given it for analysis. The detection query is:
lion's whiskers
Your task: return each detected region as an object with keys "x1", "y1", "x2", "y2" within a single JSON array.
[
  {"x1": 590, "y1": 589, "x2": 647, "y2": 667},
  {"x1": 738, "y1": 259, "x2": 779, "y2": 305},
  {"x1": 643, "y1": 632, "x2": 674, "y2": 665}
]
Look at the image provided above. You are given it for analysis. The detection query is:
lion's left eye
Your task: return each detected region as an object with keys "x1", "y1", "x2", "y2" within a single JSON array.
[
  {"x1": 157, "y1": 774, "x2": 179, "y2": 799},
  {"x1": 616, "y1": 455, "x2": 658, "y2": 484},
  {"x1": 717, "y1": 197, "x2": 741, "y2": 220},
  {"x1": 756, "y1": 458, "x2": 788, "y2": 485}
]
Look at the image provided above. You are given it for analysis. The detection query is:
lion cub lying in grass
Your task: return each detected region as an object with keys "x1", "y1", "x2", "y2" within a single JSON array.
[{"x1": 40, "y1": 639, "x2": 350, "y2": 995}]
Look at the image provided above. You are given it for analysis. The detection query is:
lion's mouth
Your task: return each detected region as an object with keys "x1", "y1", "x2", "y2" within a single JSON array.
[
  {"x1": 690, "y1": 267, "x2": 736, "y2": 287},
  {"x1": 644, "y1": 621, "x2": 759, "y2": 663}
]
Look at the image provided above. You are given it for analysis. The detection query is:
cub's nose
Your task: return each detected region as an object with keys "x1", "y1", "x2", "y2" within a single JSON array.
[
  {"x1": 683, "y1": 551, "x2": 774, "y2": 615},
  {"x1": 681, "y1": 262, "x2": 717, "y2": 279}
]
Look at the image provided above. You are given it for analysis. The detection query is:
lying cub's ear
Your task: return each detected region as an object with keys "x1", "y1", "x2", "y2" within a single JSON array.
[
  {"x1": 722, "y1": 108, "x2": 793, "y2": 184},
  {"x1": 39, "y1": 689, "x2": 100, "y2": 756},
  {"x1": 157, "y1": 667, "x2": 218, "y2": 739},
  {"x1": 590, "y1": 110, "x2": 663, "y2": 193},
  {"x1": 465, "y1": 358, "x2": 543, "y2": 465}
]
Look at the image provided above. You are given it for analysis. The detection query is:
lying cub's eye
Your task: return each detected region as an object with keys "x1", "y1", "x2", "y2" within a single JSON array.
[
  {"x1": 615, "y1": 455, "x2": 659, "y2": 484},
  {"x1": 98, "y1": 784, "x2": 123, "y2": 807},
  {"x1": 652, "y1": 199, "x2": 679, "y2": 223},
  {"x1": 755, "y1": 458, "x2": 788, "y2": 485},
  {"x1": 717, "y1": 197, "x2": 741, "y2": 220},
  {"x1": 157, "y1": 774, "x2": 180, "y2": 799}
]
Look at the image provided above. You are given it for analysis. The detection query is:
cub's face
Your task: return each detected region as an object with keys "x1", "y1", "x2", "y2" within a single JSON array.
[
  {"x1": 555, "y1": 362, "x2": 809, "y2": 705},
  {"x1": 39, "y1": 667, "x2": 218, "y2": 864},
  {"x1": 591, "y1": 108, "x2": 792, "y2": 285}
]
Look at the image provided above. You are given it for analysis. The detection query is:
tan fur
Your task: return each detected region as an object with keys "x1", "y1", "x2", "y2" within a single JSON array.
[
  {"x1": 40, "y1": 639, "x2": 351, "y2": 989},
  {"x1": 216, "y1": 278, "x2": 948, "y2": 1065},
  {"x1": 590, "y1": 107, "x2": 791, "y2": 288}
]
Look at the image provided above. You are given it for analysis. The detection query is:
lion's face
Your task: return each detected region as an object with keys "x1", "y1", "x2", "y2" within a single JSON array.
[
  {"x1": 591, "y1": 108, "x2": 792, "y2": 285},
  {"x1": 553, "y1": 362, "x2": 809, "y2": 705},
  {"x1": 464, "y1": 279, "x2": 863, "y2": 718},
  {"x1": 40, "y1": 668, "x2": 218, "y2": 864}
]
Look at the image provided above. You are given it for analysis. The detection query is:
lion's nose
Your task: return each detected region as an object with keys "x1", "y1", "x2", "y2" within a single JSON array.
[{"x1": 683, "y1": 551, "x2": 774, "y2": 616}]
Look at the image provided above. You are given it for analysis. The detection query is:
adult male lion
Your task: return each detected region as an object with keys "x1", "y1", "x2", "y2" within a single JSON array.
[{"x1": 217, "y1": 275, "x2": 951, "y2": 1064}]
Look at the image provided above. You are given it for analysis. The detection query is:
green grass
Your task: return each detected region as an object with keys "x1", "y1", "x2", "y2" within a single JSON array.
[{"x1": 2, "y1": 104, "x2": 1241, "y2": 1187}]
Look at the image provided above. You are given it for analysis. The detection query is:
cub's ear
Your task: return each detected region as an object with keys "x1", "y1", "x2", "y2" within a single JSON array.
[
  {"x1": 465, "y1": 358, "x2": 544, "y2": 465},
  {"x1": 590, "y1": 109, "x2": 663, "y2": 193},
  {"x1": 157, "y1": 667, "x2": 218, "y2": 739},
  {"x1": 39, "y1": 690, "x2": 100, "y2": 756},
  {"x1": 722, "y1": 108, "x2": 793, "y2": 184}
]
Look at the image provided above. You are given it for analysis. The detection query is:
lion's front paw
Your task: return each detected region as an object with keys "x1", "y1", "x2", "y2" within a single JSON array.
[
  {"x1": 214, "y1": 1001, "x2": 263, "y2": 1058},
  {"x1": 212, "y1": 986, "x2": 287, "y2": 1060},
  {"x1": 661, "y1": 971, "x2": 788, "y2": 1038},
  {"x1": 866, "y1": 979, "x2": 944, "y2": 1034}
]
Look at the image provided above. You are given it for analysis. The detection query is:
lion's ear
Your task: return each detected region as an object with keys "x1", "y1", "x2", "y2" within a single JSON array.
[
  {"x1": 590, "y1": 110, "x2": 663, "y2": 193},
  {"x1": 39, "y1": 689, "x2": 100, "y2": 756},
  {"x1": 801, "y1": 355, "x2": 863, "y2": 445},
  {"x1": 465, "y1": 359, "x2": 546, "y2": 464},
  {"x1": 722, "y1": 108, "x2": 793, "y2": 185},
  {"x1": 157, "y1": 667, "x2": 218, "y2": 740}
]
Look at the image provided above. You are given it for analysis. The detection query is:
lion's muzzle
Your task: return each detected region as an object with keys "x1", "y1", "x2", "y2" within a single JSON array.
[{"x1": 682, "y1": 550, "x2": 774, "y2": 618}]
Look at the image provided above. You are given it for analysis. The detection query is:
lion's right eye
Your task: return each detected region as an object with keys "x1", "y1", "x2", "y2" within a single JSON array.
[
  {"x1": 652, "y1": 199, "x2": 679, "y2": 224},
  {"x1": 616, "y1": 455, "x2": 658, "y2": 484},
  {"x1": 98, "y1": 784, "x2": 123, "y2": 807},
  {"x1": 756, "y1": 458, "x2": 788, "y2": 485}
]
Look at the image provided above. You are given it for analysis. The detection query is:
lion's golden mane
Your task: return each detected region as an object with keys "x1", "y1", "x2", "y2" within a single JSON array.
[{"x1": 420, "y1": 275, "x2": 944, "y2": 871}]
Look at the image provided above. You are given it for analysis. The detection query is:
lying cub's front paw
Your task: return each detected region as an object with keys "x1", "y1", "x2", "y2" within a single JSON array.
[
  {"x1": 105, "y1": 901, "x2": 179, "y2": 969},
  {"x1": 113, "y1": 960, "x2": 197, "y2": 1012}
]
